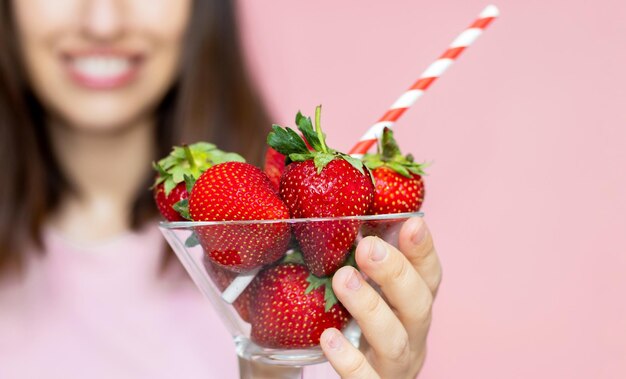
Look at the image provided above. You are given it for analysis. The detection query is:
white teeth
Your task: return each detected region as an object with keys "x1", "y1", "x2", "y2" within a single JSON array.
[{"x1": 72, "y1": 56, "x2": 132, "y2": 78}]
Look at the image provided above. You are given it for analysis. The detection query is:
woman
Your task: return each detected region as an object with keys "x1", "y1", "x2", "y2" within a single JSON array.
[{"x1": 0, "y1": 1, "x2": 442, "y2": 378}]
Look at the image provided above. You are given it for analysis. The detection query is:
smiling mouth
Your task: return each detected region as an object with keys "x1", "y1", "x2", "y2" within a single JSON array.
[{"x1": 63, "y1": 53, "x2": 144, "y2": 89}]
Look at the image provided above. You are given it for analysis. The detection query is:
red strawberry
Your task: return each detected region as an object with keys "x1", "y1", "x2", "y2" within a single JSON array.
[
  {"x1": 369, "y1": 167, "x2": 424, "y2": 214},
  {"x1": 363, "y1": 128, "x2": 426, "y2": 214},
  {"x1": 189, "y1": 162, "x2": 291, "y2": 272},
  {"x1": 263, "y1": 147, "x2": 286, "y2": 192},
  {"x1": 281, "y1": 160, "x2": 371, "y2": 276},
  {"x1": 267, "y1": 106, "x2": 374, "y2": 276},
  {"x1": 152, "y1": 142, "x2": 245, "y2": 221},
  {"x1": 202, "y1": 255, "x2": 252, "y2": 322},
  {"x1": 249, "y1": 262, "x2": 350, "y2": 348}
]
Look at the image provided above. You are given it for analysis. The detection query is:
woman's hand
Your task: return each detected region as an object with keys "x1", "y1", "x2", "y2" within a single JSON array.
[{"x1": 321, "y1": 217, "x2": 442, "y2": 379}]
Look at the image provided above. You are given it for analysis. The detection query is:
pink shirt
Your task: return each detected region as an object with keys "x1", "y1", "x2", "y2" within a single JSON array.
[{"x1": 0, "y1": 224, "x2": 240, "y2": 378}]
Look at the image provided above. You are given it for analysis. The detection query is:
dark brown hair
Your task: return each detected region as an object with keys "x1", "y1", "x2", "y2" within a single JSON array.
[{"x1": 0, "y1": 0, "x2": 270, "y2": 273}]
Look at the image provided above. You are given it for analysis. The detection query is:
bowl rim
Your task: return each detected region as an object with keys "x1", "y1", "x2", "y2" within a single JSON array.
[{"x1": 158, "y1": 211, "x2": 424, "y2": 228}]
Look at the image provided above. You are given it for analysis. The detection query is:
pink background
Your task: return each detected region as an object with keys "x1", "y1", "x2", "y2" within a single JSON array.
[{"x1": 238, "y1": 0, "x2": 626, "y2": 378}]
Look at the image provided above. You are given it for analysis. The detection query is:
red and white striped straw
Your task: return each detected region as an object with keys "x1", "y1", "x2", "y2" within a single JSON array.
[{"x1": 349, "y1": 4, "x2": 500, "y2": 157}]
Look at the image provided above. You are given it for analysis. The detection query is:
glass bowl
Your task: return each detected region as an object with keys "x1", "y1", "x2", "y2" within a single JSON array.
[{"x1": 159, "y1": 212, "x2": 423, "y2": 366}]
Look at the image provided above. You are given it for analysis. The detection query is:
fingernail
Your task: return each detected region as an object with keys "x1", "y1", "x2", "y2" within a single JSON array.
[
  {"x1": 369, "y1": 238, "x2": 387, "y2": 262},
  {"x1": 324, "y1": 329, "x2": 343, "y2": 351},
  {"x1": 344, "y1": 269, "x2": 362, "y2": 291},
  {"x1": 411, "y1": 218, "x2": 427, "y2": 245}
]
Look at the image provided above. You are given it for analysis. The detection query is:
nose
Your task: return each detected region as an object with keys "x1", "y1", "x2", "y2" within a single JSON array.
[{"x1": 80, "y1": 0, "x2": 125, "y2": 41}]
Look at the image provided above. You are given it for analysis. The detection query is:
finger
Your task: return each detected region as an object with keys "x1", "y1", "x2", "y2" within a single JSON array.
[
  {"x1": 332, "y1": 266, "x2": 410, "y2": 369},
  {"x1": 320, "y1": 328, "x2": 380, "y2": 379},
  {"x1": 355, "y1": 236, "x2": 433, "y2": 343},
  {"x1": 398, "y1": 217, "x2": 442, "y2": 296}
]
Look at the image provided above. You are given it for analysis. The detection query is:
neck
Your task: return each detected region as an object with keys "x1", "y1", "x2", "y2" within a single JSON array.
[{"x1": 47, "y1": 118, "x2": 155, "y2": 243}]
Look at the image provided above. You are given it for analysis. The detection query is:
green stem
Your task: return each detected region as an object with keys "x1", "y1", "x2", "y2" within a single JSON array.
[
  {"x1": 315, "y1": 105, "x2": 329, "y2": 153},
  {"x1": 183, "y1": 144, "x2": 197, "y2": 169}
]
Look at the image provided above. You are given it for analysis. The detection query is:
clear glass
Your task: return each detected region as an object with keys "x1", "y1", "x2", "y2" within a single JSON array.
[{"x1": 159, "y1": 212, "x2": 423, "y2": 367}]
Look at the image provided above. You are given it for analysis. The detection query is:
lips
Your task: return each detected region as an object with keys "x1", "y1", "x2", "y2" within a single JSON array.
[{"x1": 62, "y1": 52, "x2": 143, "y2": 89}]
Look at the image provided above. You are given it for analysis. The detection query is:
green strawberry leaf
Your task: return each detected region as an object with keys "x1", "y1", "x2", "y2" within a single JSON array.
[
  {"x1": 306, "y1": 274, "x2": 338, "y2": 312},
  {"x1": 192, "y1": 141, "x2": 216, "y2": 152},
  {"x1": 323, "y1": 283, "x2": 339, "y2": 312},
  {"x1": 313, "y1": 154, "x2": 335, "y2": 174},
  {"x1": 270, "y1": 106, "x2": 376, "y2": 188},
  {"x1": 296, "y1": 112, "x2": 323, "y2": 151},
  {"x1": 387, "y1": 161, "x2": 412, "y2": 178},
  {"x1": 152, "y1": 142, "x2": 245, "y2": 195},
  {"x1": 151, "y1": 162, "x2": 168, "y2": 188},
  {"x1": 211, "y1": 151, "x2": 246, "y2": 164},
  {"x1": 305, "y1": 275, "x2": 326, "y2": 292},
  {"x1": 159, "y1": 155, "x2": 178, "y2": 170},
  {"x1": 342, "y1": 155, "x2": 366, "y2": 175},
  {"x1": 267, "y1": 125, "x2": 310, "y2": 156},
  {"x1": 170, "y1": 147, "x2": 185, "y2": 160},
  {"x1": 170, "y1": 165, "x2": 186, "y2": 184},
  {"x1": 172, "y1": 199, "x2": 190, "y2": 220},
  {"x1": 363, "y1": 128, "x2": 430, "y2": 178},
  {"x1": 362, "y1": 153, "x2": 386, "y2": 170},
  {"x1": 153, "y1": 162, "x2": 168, "y2": 177},
  {"x1": 288, "y1": 152, "x2": 314, "y2": 162},
  {"x1": 183, "y1": 174, "x2": 196, "y2": 193},
  {"x1": 364, "y1": 160, "x2": 384, "y2": 170},
  {"x1": 153, "y1": 176, "x2": 165, "y2": 187},
  {"x1": 185, "y1": 233, "x2": 199, "y2": 247},
  {"x1": 164, "y1": 178, "x2": 177, "y2": 196},
  {"x1": 407, "y1": 163, "x2": 428, "y2": 176}
]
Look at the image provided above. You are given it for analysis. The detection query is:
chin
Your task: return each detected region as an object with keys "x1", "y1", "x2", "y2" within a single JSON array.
[
  {"x1": 55, "y1": 107, "x2": 152, "y2": 134},
  {"x1": 46, "y1": 91, "x2": 158, "y2": 133}
]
